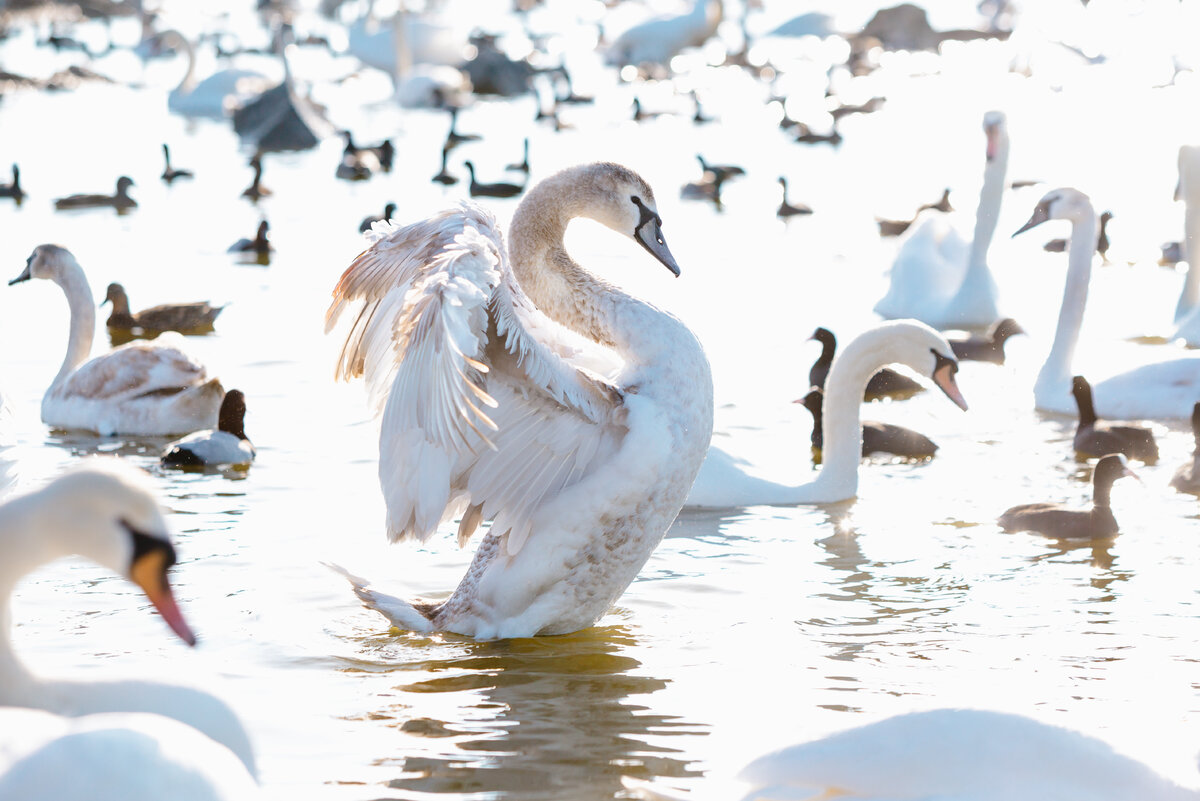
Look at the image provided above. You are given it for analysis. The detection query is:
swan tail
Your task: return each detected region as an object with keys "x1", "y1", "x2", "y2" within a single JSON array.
[{"x1": 323, "y1": 562, "x2": 436, "y2": 634}]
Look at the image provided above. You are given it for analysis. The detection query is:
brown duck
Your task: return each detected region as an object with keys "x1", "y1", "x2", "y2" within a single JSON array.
[
  {"x1": 103, "y1": 283, "x2": 224, "y2": 335},
  {"x1": 999, "y1": 453, "x2": 1138, "y2": 539}
]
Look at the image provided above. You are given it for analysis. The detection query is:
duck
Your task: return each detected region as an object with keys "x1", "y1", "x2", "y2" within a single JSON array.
[
  {"x1": 1169, "y1": 146, "x2": 1200, "y2": 344},
  {"x1": 800, "y1": 387, "x2": 938, "y2": 461},
  {"x1": 876, "y1": 189, "x2": 955, "y2": 236},
  {"x1": 685, "y1": 321, "x2": 967, "y2": 508},
  {"x1": 159, "y1": 143, "x2": 193, "y2": 184},
  {"x1": 359, "y1": 202, "x2": 396, "y2": 233},
  {"x1": 0, "y1": 164, "x2": 25, "y2": 203},
  {"x1": 1015, "y1": 188, "x2": 1200, "y2": 418},
  {"x1": 240, "y1": 156, "x2": 270, "y2": 201},
  {"x1": 793, "y1": 120, "x2": 842, "y2": 146},
  {"x1": 1071, "y1": 375, "x2": 1158, "y2": 462},
  {"x1": 874, "y1": 111, "x2": 1009, "y2": 329},
  {"x1": 506, "y1": 138, "x2": 530, "y2": 176},
  {"x1": 628, "y1": 708, "x2": 1200, "y2": 801},
  {"x1": 161, "y1": 390, "x2": 254, "y2": 469},
  {"x1": 102, "y1": 283, "x2": 224, "y2": 335},
  {"x1": 999, "y1": 453, "x2": 1138, "y2": 539},
  {"x1": 808, "y1": 326, "x2": 924, "y2": 401},
  {"x1": 695, "y1": 155, "x2": 744, "y2": 184},
  {"x1": 432, "y1": 145, "x2": 457, "y2": 185},
  {"x1": 324, "y1": 162, "x2": 713, "y2": 639},
  {"x1": 335, "y1": 130, "x2": 381, "y2": 181},
  {"x1": 680, "y1": 171, "x2": 725, "y2": 207},
  {"x1": 0, "y1": 461, "x2": 258, "y2": 789},
  {"x1": 54, "y1": 176, "x2": 136, "y2": 212},
  {"x1": 156, "y1": 29, "x2": 271, "y2": 118},
  {"x1": 776, "y1": 178, "x2": 813, "y2": 219},
  {"x1": 464, "y1": 161, "x2": 524, "y2": 199},
  {"x1": 947, "y1": 317, "x2": 1024, "y2": 364},
  {"x1": 8, "y1": 246, "x2": 224, "y2": 436},
  {"x1": 228, "y1": 221, "x2": 272, "y2": 263},
  {"x1": 340, "y1": 132, "x2": 395, "y2": 172},
  {"x1": 1170, "y1": 402, "x2": 1200, "y2": 493}
]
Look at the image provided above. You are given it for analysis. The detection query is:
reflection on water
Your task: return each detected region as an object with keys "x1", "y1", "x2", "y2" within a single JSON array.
[{"x1": 338, "y1": 627, "x2": 703, "y2": 800}]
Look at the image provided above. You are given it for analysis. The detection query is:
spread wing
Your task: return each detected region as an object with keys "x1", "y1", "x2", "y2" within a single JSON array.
[
  {"x1": 60, "y1": 335, "x2": 208, "y2": 401},
  {"x1": 327, "y1": 203, "x2": 627, "y2": 553}
]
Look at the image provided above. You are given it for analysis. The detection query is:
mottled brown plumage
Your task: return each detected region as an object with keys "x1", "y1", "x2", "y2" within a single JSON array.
[{"x1": 103, "y1": 283, "x2": 224, "y2": 334}]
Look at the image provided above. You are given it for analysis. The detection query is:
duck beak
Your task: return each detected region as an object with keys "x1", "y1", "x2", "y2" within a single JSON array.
[
  {"x1": 1013, "y1": 202, "x2": 1051, "y2": 236},
  {"x1": 131, "y1": 548, "x2": 197, "y2": 646},
  {"x1": 635, "y1": 217, "x2": 681, "y2": 277}
]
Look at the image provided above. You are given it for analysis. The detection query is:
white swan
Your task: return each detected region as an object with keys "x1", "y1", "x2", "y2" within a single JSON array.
[
  {"x1": 606, "y1": 0, "x2": 723, "y2": 70},
  {"x1": 684, "y1": 321, "x2": 968, "y2": 508},
  {"x1": 346, "y1": 8, "x2": 469, "y2": 75},
  {"x1": 1171, "y1": 145, "x2": 1200, "y2": 343},
  {"x1": 627, "y1": 708, "x2": 1199, "y2": 801},
  {"x1": 1016, "y1": 188, "x2": 1200, "y2": 418},
  {"x1": 0, "y1": 461, "x2": 258, "y2": 792},
  {"x1": 325, "y1": 162, "x2": 713, "y2": 639},
  {"x1": 874, "y1": 111, "x2": 1009, "y2": 329},
  {"x1": 157, "y1": 30, "x2": 272, "y2": 119},
  {"x1": 9, "y1": 245, "x2": 224, "y2": 436}
]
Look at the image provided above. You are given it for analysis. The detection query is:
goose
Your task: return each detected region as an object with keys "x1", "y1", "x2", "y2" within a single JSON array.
[
  {"x1": 54, "y1": 176, "x2": 136, "y2": 211},
  {"x1": 999, "y1": 453, "x2": 1138, "y2": 539},
  {"x1": 359, "y1": 202, "x2": 396, "y2": 234},
  {"x1": 808, "y1": 326, "x2": 924, "y2": 401},
  {"x1": 1170, "y1": 402, "x2": 1200, "y2": 493},
  {"x1": 793, "y1": 120, "x2": 842, "y2": 146},
  {"x1": 505, "y1": 138, "x2": 530, "y2": 176},
  {"x1": 685, "y1": 321, "x2": 967, "y2": 508},
  {"x1": 947, "y1": 317, "x2": 1024, "y2": 364},
  {"x1": 432, "y1": 145, "x2": 457, "y2": 185},
  {"x1": 1015, "y1": 188, "x2": 1200, "y2": 418},
  {"x1": 464, "y1": 161, "x2": 524, "y2": 199},
  {"x1": 918, "y1": 187, "x2": 954, "y2": 213},
  {"x1": 228, "y1": 221, "x2": 272, "y2": 263},
  {"x1": 695, "y1": 155, "x2": 744, "y2": 184},
  {"x1": 160, "y1": 143, "x2": 193, "y2": 183},
  {"x1": 680, "y1": 171, "x2": 725, "y2": 207},
  {"x1": 606, "y1": 0, "x2": 722, "y2": 71},
  {"x1": 157, "y1": 29, "x2": 271, "y2": 118},
  {"x1": 324, "y1": 162, "x2": 713, "y2": 639},
  {"x1": 444, "y1": 106, "x2": 480, "y2": 151},
  {"x1": 874, "y1": 111, "x2": 1009, "y2": 329},
  {"x1": 801, "y1": 388, "x2": 938, "y2": 461},
  {"x1": 0, "y1": 461, "x2": 258, "y2": 787},
  {"x1": 161, "y1": 390, "x2": 254, "y2": 469},
  {"x1": 1071, "y1": 375, "x2": 1158, "y2": 462},
  {"x1": 627, "y1": 708, "x2": 1200, "y2": 801},
  {"x1": 0, "y1": 164, "x2": 24, "y2": 203},
  {"x1": 240, "y1": 156, "x2": 270, "y2": 201},
  {"x1": 875, "y1": 188, "x2": 953, "y2": 237},
  {"x1": 1169, "y1": 145, "x2": 1200, "y2": 344},
  {"x1": 103, "y1": 283, "x2": 224, "y2": 334},
  {"x1": 9, "y1": 246, "x2": 223, "y2": 436},
  {"x1": 776, "y1": 178, "x2": 813, "y2": 219}
]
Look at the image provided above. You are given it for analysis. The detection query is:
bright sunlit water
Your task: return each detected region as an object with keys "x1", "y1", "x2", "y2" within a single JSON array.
[{"x1": 3, "y1": 0, "x2": 1200, "y2": 798}]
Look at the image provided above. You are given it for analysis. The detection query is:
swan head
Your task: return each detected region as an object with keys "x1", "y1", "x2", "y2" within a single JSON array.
[
  {"x1": 28, "y1": 460, "x2": 196, "y2": 646},
  {"x1": 982, "y1": 110, "x2": 1007, "y2": 161},
  {"x1": 836, "y1": 321, "x2": 968, "y2": 411},
  {"x1": 1013, "y1": 188, "x2": 1094, "y2": 235},
  {"x1": 578, "y1": 163, "x2": 679, "y2": 276},
  {"x1": 9, "y1": 243, "x2": 76, "y2": 286}
]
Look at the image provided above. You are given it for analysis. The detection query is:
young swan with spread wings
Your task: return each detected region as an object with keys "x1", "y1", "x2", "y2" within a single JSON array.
[{"x1": 325, "y1": 162, "x2": 714, "y2": 640}]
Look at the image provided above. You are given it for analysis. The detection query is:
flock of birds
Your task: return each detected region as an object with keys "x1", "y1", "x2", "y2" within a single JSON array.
[{"x1": 3, "y1": 0, "x2": 1200, "y2": 799}]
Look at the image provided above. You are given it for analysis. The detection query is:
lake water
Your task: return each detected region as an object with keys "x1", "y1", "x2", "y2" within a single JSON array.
[{"x1": 3, "y1": 0, "x2": 1200, "y2": 798}]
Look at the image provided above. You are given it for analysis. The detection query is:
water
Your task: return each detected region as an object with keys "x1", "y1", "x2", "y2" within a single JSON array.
[{"x1": 3, "y1": 0, "x2": 1200, "y2": 798}]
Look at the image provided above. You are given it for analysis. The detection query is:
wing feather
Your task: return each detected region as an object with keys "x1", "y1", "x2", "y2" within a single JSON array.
[{"x1": 60, "y1": 336, "x2": 208, "y2": 401}]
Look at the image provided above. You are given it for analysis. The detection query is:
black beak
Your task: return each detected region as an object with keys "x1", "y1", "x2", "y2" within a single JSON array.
[{"x1": 1013, "y1": 202, "x2": 1051, "y2": 237}]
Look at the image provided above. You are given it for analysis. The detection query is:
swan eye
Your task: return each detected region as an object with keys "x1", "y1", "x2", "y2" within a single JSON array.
[
  {"x1": 630, "y1": 196, "x2": 662, "y2": 242},
  {"x1": 122, "y1": 519, "x2": 178, "y2": 571},
  {"x1": 930, "y1": 348, "x2": 958, "y2": 375}
]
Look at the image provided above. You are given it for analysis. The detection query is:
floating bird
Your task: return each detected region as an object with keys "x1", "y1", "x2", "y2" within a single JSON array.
[
  {"x1": 324, "y1": 162, "x2": 712, "y2": 639},
  {"x1": 999, "y1": 453, "x2": 1138, "y2": 539},
  {"x1": 605, "y1": 0, "x2": 722, "y2": 72},
  {"x1": 686, "y1": 321, "x2": 966, "y2": 507},
  {"x1": 102, "y1": 283, "x2": 224, "y2": 336},
  {"x1": 695, "y1": 155, "x2": 744, "y2": 184},
  {"x1": 793, "y1": 120, "x2": 842, "y2": 145},
  {"x1": 801, "y1": 387, "x2": 938, "y2": 461},
  {"x1": 464, "y1": 161, "x2": 524, "y2": 199},
  {"x1": 9, "y1": 245, "x2": 223, "y2": 436},
  {"x1": 157, "y1": 29, "x2": 271, "y2": 118},
  {"x1": 0, "y1": 164, "x2": 25, "y2": 203},
  {"x1": 159, "y1": 143, "x2": 193, "y2": 183},
  {"x1": 443, "y1": 106, "x2": 480, "y2": 150},
  {"x1": 240, "y1": 156, "x2": 270, "y2": 201},
  {"x1": 359, "y1": 202, "x2": 396, "y2": 233},
  {"x1": 228, "y1": 221, "x2": 272, "y2": 263},
  {"x1": 947, "y1": 317, "x2": 1024, "y2": 364},
  {"x1": 1044, "y1": 210, "x2": 1112, "y2": 256},
  {"x1": 777, "y1": 177, "x2": 813, "y2": 218},
  {"x1": 432, "y1": 146, "x2": 457, "y2": 185},
  {"x1": 808, "y1": 326, "x2": 923, "y2": 401},
  {"x1": 162, "y1": 390, "x2": 255, "y2": 469},
  {"x1": 1170, "y1": 402, "x2": 1200, "y2": 493},
  {"x1": 505, "y1": 138, "x2": 530, "y2": 175},
  {"x1": 54, "y1": 176, "x2": 136, "y2": 212},
  {"x1": 335, "y1": 130, "x2": 383, "y2": 181},
  {"x1": 1071, "y1": 375, "x2": 1158, "y2": 462},
  {"x1": 0, "y1": 461, "x2": 258, "y2": 798}
]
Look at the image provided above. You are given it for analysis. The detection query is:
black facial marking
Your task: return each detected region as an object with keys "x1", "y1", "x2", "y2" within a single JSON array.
[
  {"x1": 630, "y1": 195, "x2": 663, "y2": 244},
  {"x1": 931, "y1": 348, "x2": 958, "y2": 376},
  {"x1": 122, "y1": 520, "x2": 178, "y2": 570}
]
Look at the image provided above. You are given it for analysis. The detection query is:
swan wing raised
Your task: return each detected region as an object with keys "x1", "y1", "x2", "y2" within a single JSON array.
[
  {"x1": 59, "y1": 337, "x2": 208, "y2": 401},
  {"x1": 327, "y1": 204, "x2": 626, "y2": 552}
]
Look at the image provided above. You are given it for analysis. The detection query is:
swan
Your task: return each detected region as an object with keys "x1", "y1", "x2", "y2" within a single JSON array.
[
  {"x1": 8, "y1": 245, "x2": 224, "y2": 436},
  {"x1": 874, "y1": 111, "x2": 1009, "y2": 329},
  {"x1": 0, "y1": 461, "x2": 257, "y2": 787},
  {"x1": 1016, "y1": 188, "x2": 1200, "y2": 418},
  {"x1": 157, "y1": 30, "x2": 272, "y2": 118},
  {"x1": 627, "y1": 708, "x2": 1200, "y2": 801},
  {"x1": 161, "y1": 390, "x2": 255, "y2": 469},
  {"x1": 606, "y1": 0, "x2": 723, "y2": 71},
  {"x1": 324, "y1": 162, "x2": 713, "y2": 639},
  {"x1": 684, "y1": 321, "x2": 967, "y2": 508},
  {"x1": 1170, "y1": 145, "x2": 1200, "y2": 344}
]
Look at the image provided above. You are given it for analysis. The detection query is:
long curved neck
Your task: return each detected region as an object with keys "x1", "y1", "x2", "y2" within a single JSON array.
[
  {"x1": 50, "y1": 259, "x2": 96, "y2": 390},
  {"x1": 1175, "y1": 185, "x2": 1200, "y2": 321},
  {"x1": 964, "y1": 137, "x2": 1009, "y2": 281},
  {"x1": 173, "y1": 33, "x2": 197, "y2": 93},
  {"x1": 1036, "y1": 211, "x2": 1097, "y2": 403}
]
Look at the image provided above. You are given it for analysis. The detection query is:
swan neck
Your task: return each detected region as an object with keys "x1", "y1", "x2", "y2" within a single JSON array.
[
  {"x1": 1176, "y1": 199, "x2": 1200, "y2": 320},
  {"x1": 52, "y1": 258, "x2": 97, "y2": 390},
  {"x1": 1037, "y1": 212, "x2": 1097, "y2": 401},
  {"x1": 813, "y1": 339, "x2": 881, "y2": 500},
  {"x1": 965, "y1": 145, "x2": 1008, "y2": 275},
  {"x1": 174, "y1": 33, "x2": 197, "y2": 93}
]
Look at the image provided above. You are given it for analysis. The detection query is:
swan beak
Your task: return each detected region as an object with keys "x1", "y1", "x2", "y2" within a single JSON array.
[
  {"x1": 635, "y1": 218, "x2": 681, "y2": 276},
  {"x1": 8, "y1": 260, "x2": 30, "y2": 285},
  {"x1": 131, "y1": 547, "x2": 197, "y2": 647},
  {"x1": 1013, "y1": 202, "x2": 1051, "y2": 236},
  {"x1": 933, "y1": 363, "x2": 969, "y2": 411}
]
